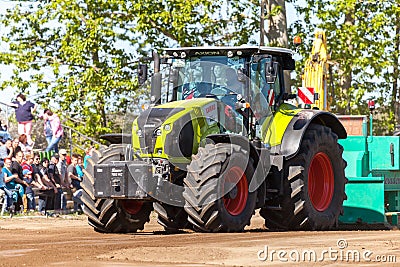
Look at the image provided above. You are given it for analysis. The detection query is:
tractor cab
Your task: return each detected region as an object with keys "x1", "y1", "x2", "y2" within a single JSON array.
[{"x1": 145, "y1": 46, "x2": 296, "y2": 140}]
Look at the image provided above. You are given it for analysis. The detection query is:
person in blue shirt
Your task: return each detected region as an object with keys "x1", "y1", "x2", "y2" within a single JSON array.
[
  {"x1": 83, "y1": 146, "x2": 94, "y2": 169},
  {"x1": 3, "y1": 157, "x2": 25, "y2": 210},
  {"x1": 0, "y1": 161, "x2": 12, "y2": 211},
  {"x1": 76, "y1": 155, "x2": 84, "y2": 179},
  {"x1": 0, "y1": 122, "x2": 11, "y2": 141}
]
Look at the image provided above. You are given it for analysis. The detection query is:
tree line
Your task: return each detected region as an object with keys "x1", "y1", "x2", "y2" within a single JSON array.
[{"x1": 0, "y1": 0, "x2": 398, "y2": 142}]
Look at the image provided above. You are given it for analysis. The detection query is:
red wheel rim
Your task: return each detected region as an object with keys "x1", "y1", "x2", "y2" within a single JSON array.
[
  {"x1": 223, "y1": 166, "x2": 248, "y2": 216},
  {"x1": 308, "y1": 152, "x2": 334, "y2": 212},
  {"x1": 121, "y1": 200, "x2": 143, "y2": 215}
]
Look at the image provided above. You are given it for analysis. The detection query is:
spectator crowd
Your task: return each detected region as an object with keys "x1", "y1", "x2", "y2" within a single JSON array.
[{"x1": 0, "y1": 93, "x2": 95, "y2": 215}]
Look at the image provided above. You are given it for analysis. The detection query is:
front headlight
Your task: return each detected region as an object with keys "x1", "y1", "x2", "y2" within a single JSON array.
[
  {"x1": 136, "y1": 129, "x2": 143, "y2": 137},
  {"x1": 155, "y1": 128, "x2": 162, "y2": 136},
  {"x1": 164, "y1": 124, "x2": 171, "y2": 131}
]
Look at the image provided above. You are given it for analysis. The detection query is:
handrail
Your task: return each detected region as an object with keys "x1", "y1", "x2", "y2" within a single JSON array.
[
  {"x1": 62, "y1": 124, "x2": 107, "y2": 154},
  {"x1": 61, "y1": 124, "x2": 104, "y2": 147},
  {"x1": 0, "y1": 101, "x2": 109, "y2": 153}
]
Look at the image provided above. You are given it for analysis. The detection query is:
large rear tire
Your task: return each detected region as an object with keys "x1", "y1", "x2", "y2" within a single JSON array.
[
  {"x1": 81, "y1": 145, "x2": 153, "y2": 233},
  {"x1": 153, "y1": 202, "x2": 188, "y2": 232},
  {"x1": 183, "y1": 143, "x2": 256, "y2": 232},
  {"x1": 261, "y1": 124, "x2": 347, "y2": 230}
]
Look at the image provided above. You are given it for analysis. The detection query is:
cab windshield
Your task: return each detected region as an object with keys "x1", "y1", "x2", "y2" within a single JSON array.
[{"x1": 174, "y1": 56, "x2": 246, "y2": 106}]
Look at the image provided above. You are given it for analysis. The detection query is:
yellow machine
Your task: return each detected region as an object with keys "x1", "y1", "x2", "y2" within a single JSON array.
[{"x1": 301, "y1": 30, "x2": 329, "y2": 110}]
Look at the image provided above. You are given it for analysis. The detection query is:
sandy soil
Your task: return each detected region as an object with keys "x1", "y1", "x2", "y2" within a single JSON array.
[{"x1": 0, "y1": 212, "x2": 399, "y2": 267}]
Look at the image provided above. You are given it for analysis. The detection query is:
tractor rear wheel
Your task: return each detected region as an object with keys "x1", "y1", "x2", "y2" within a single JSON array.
[
  {"x1": 81, "y1": 145, "x2": 153, "y2": 233},
  {"x1": 261, "y1": 124, "x2": 347, "y2": 230},
  {"x1": 153, "y1": 202, "x2": 188, "y2": 232},
  {"x1": 183, "y1": 143, "x2": 256, "y2": 232}
]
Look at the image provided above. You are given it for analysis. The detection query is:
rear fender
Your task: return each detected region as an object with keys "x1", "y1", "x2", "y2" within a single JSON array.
[
  {"x1": 206, "y1": 134, "x2": 260, "y2": 166},
  {"x1": 278, "y1": 110, "x2": 347, "y2": 159},
  {"x1": 100, "y1": 133, "x2": 131, "y2": 144}
]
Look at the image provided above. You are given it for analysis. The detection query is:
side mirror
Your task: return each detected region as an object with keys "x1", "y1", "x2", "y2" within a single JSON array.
[
  {"x1": 150, "y1": 73, "x2": 161, "y2": 105},
  {"x1": 265, "y1": 61, "x2": 278, "y2": 84},
  {"x1": 237, "y1": 68, "x2": 246, "y2": 82},
  {"x1": 282, "y1": 57, "x2": 295, "y2": 70},
  {"x1": 170, "y1": 69, "x2": 179, "y2": 101},
  {"x1": 138, "y1": 64, "x2": 148, "y2": 85}
]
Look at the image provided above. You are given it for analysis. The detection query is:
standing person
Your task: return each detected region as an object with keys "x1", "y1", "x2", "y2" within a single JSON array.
[
  {"x1": 76, "y1": 155, "x2": 84, "y2": 180},
  {"x1": 21, "y1": 153, "x2": 38, "y2": 212},
  {"x1": 48, "y1": 155, "x2": 64, "y2": 212},
  {"x1": 42, "y1": 109, "x2": 63, "y2": 153},
  {"x1": 83, "y1": 146, "x2": 94, "y2": 169},
  {"x1": 57, "y1": 149, "x2": 69, "y2": 187},
  {"x1": 9, "y1": 93, "x2": 37, "y2": 146},
  {"x1": 68, "y1": 154, "x2": 83, "y2": 213},
  {"x1": 38, "y1": 158, "x2": 57, "y2": 214}
]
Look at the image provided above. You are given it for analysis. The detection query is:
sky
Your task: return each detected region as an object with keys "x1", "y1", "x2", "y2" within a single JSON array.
[{"x1": 0, "y1": 1, "x2": 300, "y2": 105}]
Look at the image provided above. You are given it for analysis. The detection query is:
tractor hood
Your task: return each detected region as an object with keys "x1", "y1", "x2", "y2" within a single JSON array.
[{"x1": 132, "y1": 98, "x2": 222, "y2": 162}]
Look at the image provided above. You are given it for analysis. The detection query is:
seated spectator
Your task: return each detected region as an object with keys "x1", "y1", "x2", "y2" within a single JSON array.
[
  {"x1": 11, "y1": 138, "x2": 21, "y2": 160},
  {"x1": 18, "y1": 134, "x2": 32, "y2": 155},
  {"x1": 11, "y1": 150, "x2": 28, "y2": 211},
  {"x1": 0, "y1": 161, "x2": 12, "y2": 210},
  {"x1": 31, "y1": 153, "x2": 42, "y2": 184},
  {"x1": 3, "y1": 157, "x2": 26, "y2": 211},
  {"x1": 22, "y1": 169, "x2": 42, "y2": 212},
  {"x1": 21, "y1": 153, "x2": 34, "y2": 173}
]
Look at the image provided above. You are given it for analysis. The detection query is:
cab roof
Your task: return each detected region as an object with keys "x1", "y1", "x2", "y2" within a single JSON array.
[{"x1": 164, "y1": 46, "x2": 294, "y2": 58}]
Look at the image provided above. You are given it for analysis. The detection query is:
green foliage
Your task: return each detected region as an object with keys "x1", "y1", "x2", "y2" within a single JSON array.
[
  {"x1": 0, "y1": 0, "x2": 261, "y2": 146},
  {"x1": 0, "y1": 0, "x2": 141, "y2": 141},
  {"x1": 289, "y1": 1, "x2": 400, "y2": 135}
]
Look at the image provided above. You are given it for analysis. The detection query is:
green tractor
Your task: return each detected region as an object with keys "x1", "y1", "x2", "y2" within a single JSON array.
[{"x1": 81, "y1": 46, "x2": 347, "y2": 233}]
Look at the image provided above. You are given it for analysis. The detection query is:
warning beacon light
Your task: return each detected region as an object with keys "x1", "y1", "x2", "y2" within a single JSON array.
[
  {"x1": 368, "y1": 100, "x2": 375, "y2": 111},
  {"x1": 294, "y1": 36, "x2": 302, "y2": 47}
]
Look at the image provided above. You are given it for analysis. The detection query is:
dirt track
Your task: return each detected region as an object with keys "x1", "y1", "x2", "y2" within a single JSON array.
[{"x1": 0, "y1": 212, "x2": 399, "y2": 267}]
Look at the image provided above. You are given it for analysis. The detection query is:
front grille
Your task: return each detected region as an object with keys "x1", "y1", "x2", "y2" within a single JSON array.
[{"x1": 136, "y1": 107, "x2": 184, "y2": 153}]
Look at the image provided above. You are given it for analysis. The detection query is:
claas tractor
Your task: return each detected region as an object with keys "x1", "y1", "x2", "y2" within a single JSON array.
[{"x1": 81, "y1": 45, "x2": 348, "y2": 233}]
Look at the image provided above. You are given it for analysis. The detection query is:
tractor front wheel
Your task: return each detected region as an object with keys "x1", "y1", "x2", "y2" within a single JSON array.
[{"x1": 183, "y1": 143, "x2": 256, "y2": 232}]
